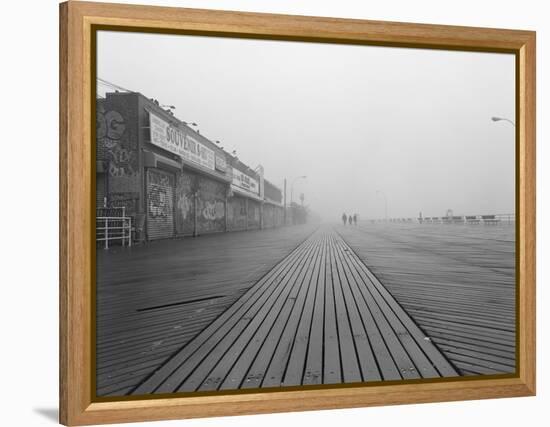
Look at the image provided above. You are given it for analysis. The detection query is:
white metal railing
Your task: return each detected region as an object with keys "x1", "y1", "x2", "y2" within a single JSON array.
[
  {"x1": 365, "y1": 213, "x2": 516, "y2": 225},
  {"x1": 494, "y1": 213, "x2": 516, "y2": 224},
  {"x1": 96, "y1": 207, "x2": 132, "y2": 249}
]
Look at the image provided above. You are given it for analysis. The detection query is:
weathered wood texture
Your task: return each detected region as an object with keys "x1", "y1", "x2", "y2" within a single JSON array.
[
  {"x1": 338, "y1": 223, "x2": 516, "y2": 376},
  {"x1": 96, "y1": 224, "x2": 318, "y2": 396},
  {"x1": 131, "y1": 227, "x2": 457, "y2": 395}
]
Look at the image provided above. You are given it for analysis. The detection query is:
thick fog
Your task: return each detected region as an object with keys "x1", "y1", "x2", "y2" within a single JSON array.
[{"x1": 98, "y1": 31, "x2": 515, "y2": 221}]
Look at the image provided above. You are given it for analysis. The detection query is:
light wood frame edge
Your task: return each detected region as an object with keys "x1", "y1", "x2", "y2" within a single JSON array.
[{"x1": 59, "y1": 1, "x2": 536, "y2": 425}]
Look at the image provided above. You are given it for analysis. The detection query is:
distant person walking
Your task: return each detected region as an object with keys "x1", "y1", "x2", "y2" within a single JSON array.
[
  {"x1": 342, "y1": 213, "x2": 348, "y2": 226},
  {"x1": 353, "y1": 213, "x2": 358, "y2": 226},
  {"x1": 348, "y1": 215, "x2": 353, "y2": 226}
]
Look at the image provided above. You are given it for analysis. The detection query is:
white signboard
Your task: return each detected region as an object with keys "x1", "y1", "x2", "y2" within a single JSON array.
[
  {"x1": 215, "y1": 154, "x2": 227, "y2": 172},
  {"x1": 149, "y1": 111, "x2": 215, "y2": 170},
  {"x1": 231, "y1": 168, "x2": 259, "y2": 195}
]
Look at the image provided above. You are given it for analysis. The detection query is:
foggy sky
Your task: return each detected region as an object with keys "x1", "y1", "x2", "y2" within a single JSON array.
[{"x1": 97, "y1": 31, "x2": 515, "y2": 221}]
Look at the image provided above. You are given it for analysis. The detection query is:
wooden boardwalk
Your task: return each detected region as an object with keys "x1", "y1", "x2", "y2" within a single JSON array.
[
  {"x1": 337, "y1": 223, "x2": 516, "y2": 376},
  {"x1": 131, "y1": 227, "x2": 457, "y2": 395},
  {"x1": 96, "y1": 224, "x2": 318, "y2": 396}
]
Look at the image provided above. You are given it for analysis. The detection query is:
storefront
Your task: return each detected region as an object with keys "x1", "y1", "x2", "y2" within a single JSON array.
[
  {"x1": 147, "y1": 107, "x2": 231, "y2": 238},
  {"x1": 96, "y1": 91, "x2": 285, "y2": 244},
  {"x1": 227, "y1": 195, "x2": 247, "y2": 231},
  {"x1": 146, "y1": 168, "x2": 175, "y2": 240},
  {"x1": 227, "y1": 160, "x2": 264, "y2": 231}
]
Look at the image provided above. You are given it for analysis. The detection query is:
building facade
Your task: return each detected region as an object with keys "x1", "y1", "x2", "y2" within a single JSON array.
[{"x1": 96, "y1": 91, "x2": 284, "y2": 242}]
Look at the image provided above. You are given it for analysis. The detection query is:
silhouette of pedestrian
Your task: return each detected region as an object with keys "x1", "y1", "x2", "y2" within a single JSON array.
[
  {"x1": 348, "y1": 215, "x2": 353, "y2": 225},
  {"x1": 342, "y1": 213, "x2": 347, "y2": 226},
  {"x1": 353, "y1": 213, "x2": 357, "y2": 226}
]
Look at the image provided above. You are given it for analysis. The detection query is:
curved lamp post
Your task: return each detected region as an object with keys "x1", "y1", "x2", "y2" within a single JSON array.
[{"x1": 491, "y1": 116, "x2": 515, "y2": 127}]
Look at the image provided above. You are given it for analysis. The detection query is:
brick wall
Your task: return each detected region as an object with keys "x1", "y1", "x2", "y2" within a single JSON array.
[{"x1": 96, "y1": 94, "x2": 140, "y2": 216}]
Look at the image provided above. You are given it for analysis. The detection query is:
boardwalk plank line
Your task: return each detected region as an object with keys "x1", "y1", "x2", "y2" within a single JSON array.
[
  {"x1": 259, "y1": 235, "x2": 323, "y2": 388},
  {"x1": 129, "y1": 226, "x2": 464, "y2": 394},
  {"x1": 339, "y1": 238, "x2": 458, "y2": 378},
  {"x1": 331, "y1": 235, "x2": 382, "y2": 382},
  {"x1": 132, "y1": 234, "x2": 318, "y2": 394},
  {"x1": 201, "y1": 236, "x2": 323, "y2": 391},
  {"x1": 302, "y1": 234, "x2": 327, "y2": 385},
  {"x1": 335, "y1": 242, "x2": 401, "y2": 380},
  {"x1": 338, "y1": 223, "x2": 515, "y2": 376},
  {"x1": 328, "y1": 234, "x2": 363, "y2": 383},
  {"x1": 282, "y1": 234, "x2": 325, "y2": 386},
  {"x1": 170, "y1": 237, "x2": 320, "y2": 393},
  {"x1": 323, "y1": 234, "x2": 342, "y2": 384},
  {"x1": 233, "y1": 234, "x2": 322, "y2": 390}
]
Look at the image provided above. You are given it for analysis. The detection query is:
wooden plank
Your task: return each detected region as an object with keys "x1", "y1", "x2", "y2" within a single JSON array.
[
  {"x1": 132, "y1": 232, "x2": 318, "y2": 394},
  {"x1": 282, "y1": 235, "x2": 325, "y2": 386},
  {"x1": 166, "y1": 237, "x2": 320, "y2": 393},
  {"x1": 259, "y1": 236, "x2": 323, "y2": 388},
  {"x1": 229, "y1": 238, "x2": 321, "y2": 390},
  {"x1": 198, "y1": 236, "x2": 323, "y2": 391},
  {"x1": 338, "y1": 223, "x2": 516, "y2": 376},
  {"x1": 331, "y1": 235, "x2": 382, "y2": 381},
  {"x1": 124, "y1": 224, "x2": 514, "y2": 394},
  {"x1": 326, "y1": 235, "x2": 362, "y2": 383},
  {"x1": 335, "y1": 244, "x2": 401, "y2": 380},
  {"x1": 323, "y1": 233, "x2": 342, "y2": 384},
  {"x1": 301, "y1": 234, "x2": 327, "y2": 385}
]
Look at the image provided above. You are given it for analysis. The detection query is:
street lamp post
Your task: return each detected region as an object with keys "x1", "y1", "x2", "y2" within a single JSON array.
[
  {"x1": 376, "y1": 190, "x2": 388, "y2": 223},
  {"x1": 289, "y1": 176, "x2": 307, "y2": 226},
  {"x1": 491, "y1": 116, "x2": 516, "y2": 127},
  {"x1": 290, "y1": 175, "x2": 307, "y2": 205}
]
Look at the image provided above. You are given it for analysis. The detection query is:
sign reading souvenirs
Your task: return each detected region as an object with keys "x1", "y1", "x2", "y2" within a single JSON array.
[
  {"x1": 231, "y1": 168, "x2": 260, "y2": 196},
  {"x1": 149, "y1": 111, "x2": 215, "y2": 170}
]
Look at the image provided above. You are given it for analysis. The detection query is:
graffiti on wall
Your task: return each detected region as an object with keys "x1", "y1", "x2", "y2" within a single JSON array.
[
  {"x1": 108, "y1": 145, "x2": 137, "y2": 177},
  {"x1": 148, "y1": 171, "x2": 173, "y2": 219},
  {"x1": 109, "y1": 192, "x2": 139, "y2": 213},
  {"x1": 175, "y1": 172, "x2": 195, "y2": 235},
  {"x1": 202, "y1": 200, "x2": 225, "y2": 220},
  {"x1": 97, "y1": 105, "x2": 137, "y2": 178},
  {"x1": 197, "y1": 178, "x2": 226, "y2": 233},
  {"x1": 148, "y1": 185, "x2": 172, "y2": 218}
]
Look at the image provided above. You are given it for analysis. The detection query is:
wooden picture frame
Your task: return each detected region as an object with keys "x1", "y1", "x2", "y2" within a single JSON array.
[{"x1": 59, "y1": 1, "x2": 536, "y2": 425}]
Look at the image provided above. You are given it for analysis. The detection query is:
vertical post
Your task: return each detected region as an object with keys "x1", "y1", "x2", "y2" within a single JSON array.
[
  {"x1": 121, "y1": 207, "x2": 126, "y2": 247},
  {"x1": 225, "y1": 192, "x2": 229, "y2": 232},
  {"x1": 128, "y1": 217, "x2": 132, "y2": 247},
  {"x1": 283, "y1": 178, "x2": 287, "y2": 226},
  {"x1": 260, "y1": 201, "x2": 264, "y2": 230},
  {"x1": 104, "y1": 218, "x2": 109, "y2": 250},
  {"x1": 245, "y1": 198, "x2": 249, "y2": 230},
  {"x1": 193, "y1": 192, "x2": 198, "y2": 237}
]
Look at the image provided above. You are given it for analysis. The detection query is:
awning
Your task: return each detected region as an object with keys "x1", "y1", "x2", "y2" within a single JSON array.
[
  {"x1": 143, "y1": 150, "x2": 181, "y2": 171},
  {"x1": 230, "y1": 185, "x2": 264, "y2": 202}
]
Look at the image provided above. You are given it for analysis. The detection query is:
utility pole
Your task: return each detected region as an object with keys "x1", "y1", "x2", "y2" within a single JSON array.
[{"x1": 283, "y1": 178, "x2": 287, "y2": 225}]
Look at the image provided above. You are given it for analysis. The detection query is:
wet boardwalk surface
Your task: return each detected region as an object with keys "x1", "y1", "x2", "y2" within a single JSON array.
[
  {"x1": 96, "y1": 224, "x2": 318, "y2": 396},
  {"x1": 97, "y1": 222, "x2": 515, "y2": 397},
  {"x1": 131, "y1": 226, "x2": 457, "y2": 395},
  {"x1": 338, "y1": 223, "x2": 516, "y2": 376}
]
